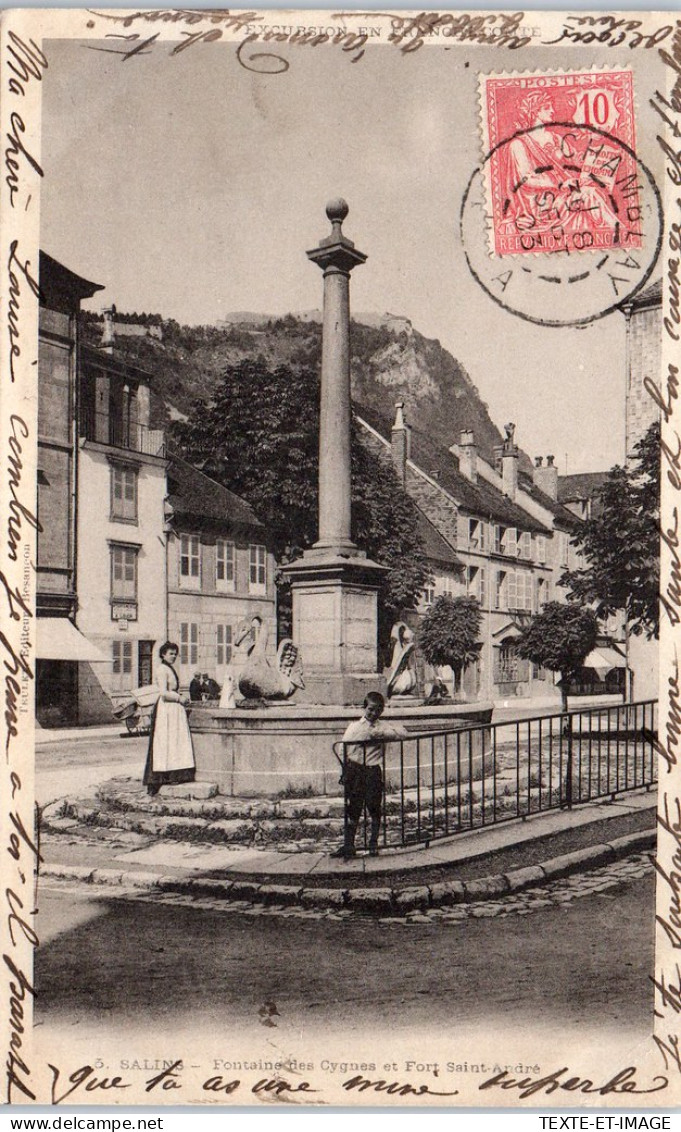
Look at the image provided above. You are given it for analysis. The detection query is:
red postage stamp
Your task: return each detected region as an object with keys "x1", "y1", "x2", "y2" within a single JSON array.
[{"x1": 480, "y1": 70, "x2": 641, "y2": 257}]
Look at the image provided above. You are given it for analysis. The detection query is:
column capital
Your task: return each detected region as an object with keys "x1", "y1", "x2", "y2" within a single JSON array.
[{"x1": 306, "y1": 198, "x2": 367, "y2": 274}]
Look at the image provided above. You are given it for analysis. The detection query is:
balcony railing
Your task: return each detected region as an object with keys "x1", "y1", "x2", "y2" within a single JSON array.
[{"x1": 81, "y1": 410, "x2": 165, "y2": 458}]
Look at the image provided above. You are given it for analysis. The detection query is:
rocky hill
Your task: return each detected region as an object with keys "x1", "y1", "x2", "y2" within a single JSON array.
[{"x1": 81, "y1": 311, "x2": 510, "y2": 466}]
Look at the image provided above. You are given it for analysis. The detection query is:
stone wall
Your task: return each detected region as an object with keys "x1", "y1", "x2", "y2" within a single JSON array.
[{"x1": 626, "y1": 302, "x2": 661, "y2": 457}]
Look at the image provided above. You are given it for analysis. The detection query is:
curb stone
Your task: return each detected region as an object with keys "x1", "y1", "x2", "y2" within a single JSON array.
[
  {"x1": 259, "y1": 884, "x2": 304, "y2": 906},
  {"x1": 122, "y1": 870, "x2": 163, "y2": 888},
  {"x1": 346, "y1": 888, "x2": 394, "y2": 914},
  {"x1": 42, "y1": 863, "x2": 95, "y2": 882},
  {"x1": 463, "y1": 874, "x2": 509, "y2": 900},
  {"x1": 41, "y1": 830, "x2": 656, "y2": 916},
  {"x1": 539, "y1": 843, "x2": 614, "y2": 881},
  {"x1": 607, "y1": 830, "x2": 654, "y2": 855},
  {"x1": 428, "y1": 880, "x2": 465, "y2": 906},
  {"x1": 229, "y1": 880, "x2": 263, "y2": 901},
  {"x1": 91, "y1": 868, "x2": 125, "y2": 885},
  {"x1": 395, "y1": 886, "x2": 430, "y2": 913},
  {"x1": 158, "y1": 876, "x2": 234, "y2": 898},
  {"x1": 504, "y1": 864, "x2": 545, "y2": 892},
  {"x1": 300, "y1": 888, "x2": 347, "y2": 909}
]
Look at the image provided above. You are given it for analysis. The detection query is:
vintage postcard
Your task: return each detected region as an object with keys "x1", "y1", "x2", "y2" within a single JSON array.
[{"x1": 2, "y1": 6, "x2": 681, "y2": 1111}]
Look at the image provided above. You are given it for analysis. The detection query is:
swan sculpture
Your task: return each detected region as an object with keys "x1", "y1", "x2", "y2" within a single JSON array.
[
  {"x1": 233, "y1": 615, "x2": 304, "y2": 701},
  {"x1": 386, "y1": 621, "x2": 417, "y2": 697}
]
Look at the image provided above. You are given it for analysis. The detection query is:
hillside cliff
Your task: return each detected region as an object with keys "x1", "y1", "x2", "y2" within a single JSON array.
[{"x1": 81, "y1": 311, "x2": 508, "y2": 465}]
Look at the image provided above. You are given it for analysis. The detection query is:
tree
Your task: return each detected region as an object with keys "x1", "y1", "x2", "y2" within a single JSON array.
[
  {"x1": 517, "y1": 601, "x2": 599, "y2": 712},
  {"x1": 561, "y1": 421, "x2": 660, "y2": 640},
  {"x1": 560, "y1": 421, "x2": 660, "y2": 700},
  {"x1": 170, "y1": 358, "x2": 430, "y2": 642},
  {"x1": 517, "y1": 601, "x2": 598, "y2": 808},
  {"x1": 417, "y1": 596, "x2": 482, "y2": 693}
]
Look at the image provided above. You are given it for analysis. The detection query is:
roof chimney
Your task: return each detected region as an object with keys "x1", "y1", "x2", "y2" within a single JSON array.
[
  {"x1": 534, "y1": 453, "x2": 558, "y2": 500},
  {"x1": 457, "y1": 429, "x2": 478, "y2": 483},
  {"x1": 391, "y1": 400, "x2": 411, "y2": 485},
  {"x1": 101, "y1": 305, "x2": 116, "y2": 353},
  {"x1": 501, "y1": 422, "x2": 518, "y2": 501}
]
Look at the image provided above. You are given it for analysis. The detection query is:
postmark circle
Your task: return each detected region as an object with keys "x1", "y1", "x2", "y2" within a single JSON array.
[{"x1": 460, "y1": 121, "x2": 662, "y2": 328}]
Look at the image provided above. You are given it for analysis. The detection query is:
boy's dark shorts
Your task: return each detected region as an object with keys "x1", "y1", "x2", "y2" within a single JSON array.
[{"x1": 344, "y1": 759, "x2": 383, "y2": 814}]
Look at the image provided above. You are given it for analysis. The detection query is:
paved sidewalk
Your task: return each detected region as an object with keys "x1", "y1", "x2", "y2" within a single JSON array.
[
  {"x1": 41, "y1": 788, "x2": 656, "y2": 915},
  {"x1": 36, "y1": 722, "x2": 127, "y2": 746}
]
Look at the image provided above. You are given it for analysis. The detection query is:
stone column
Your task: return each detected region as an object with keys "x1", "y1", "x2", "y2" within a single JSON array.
[
  {"x1": 283, "y1": 200, "x2": 387, "y2": 705},
  {"x1": 307, "y1": 199, "x2": 366, "y2": 554}
]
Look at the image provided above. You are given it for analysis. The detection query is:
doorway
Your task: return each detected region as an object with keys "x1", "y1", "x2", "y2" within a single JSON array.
[{"x1": 138, "y1": 639, "x2": 155, "y2": 686}]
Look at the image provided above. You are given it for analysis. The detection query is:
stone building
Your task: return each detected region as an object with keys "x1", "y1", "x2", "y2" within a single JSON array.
[
  {"x1": 558, "y1": 472, "x2": 610, "y2": 523},
  {"x1": 549, "y1": 274, "x2": 666, "y2": 706},
  {"x1": 75, "y1": 343, "x2": 168, "y2": 718},
  {"x1": 622, "y1": 279, "x2": 662, "y2": 458},
  {"x1": 35, "y1": 253, "x2": 278, "y2": 725},
  {"x1": 621, "y1": 278, "x2": 662, "y2": 700},
  {"x1": 165, "y1": 456, "x2": 277, "y2": 689},
  {"x1": 357, "y1": 403, "x2": 580, "y2": 705},
  {"x1": 35, "y1": 253, "x2": 108, "y2": 727}
]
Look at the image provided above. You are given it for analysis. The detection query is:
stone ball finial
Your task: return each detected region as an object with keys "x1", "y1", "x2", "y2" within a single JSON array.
[{"x1": 326, "y1": 198, "x2": 349, "y2": 224}]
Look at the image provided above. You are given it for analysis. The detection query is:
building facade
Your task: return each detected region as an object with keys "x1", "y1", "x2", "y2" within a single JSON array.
[
  {"x1": 622, "y1": 279, "x2": 661, "y2": 459},
  {"x1": 76, "y1": 344, "x2": 168, "y2": 716},
  {"x1": 165, "y1": 457, "x2": 277, "y2": 690},
  {"x1": 36, "y1": 254, "x2": 278, "y2": 725},
  {"x1": 358, "y1": 403, "x2": 582, "y2": 705},
  {"x1": 36, "y1": 253, "x2": 107, "y2": 727}
]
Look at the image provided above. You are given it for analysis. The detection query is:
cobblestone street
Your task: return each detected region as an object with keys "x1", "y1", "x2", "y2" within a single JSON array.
[
  {"x1": 40, "y1": 851, "x2": 653, "y2": 925},
  {"x1": 34, "y1": 730, "x2": 657, "y2": 1039},
  {"x1": 36, "y1": 855, "x2": 655, "y2": 1038}
]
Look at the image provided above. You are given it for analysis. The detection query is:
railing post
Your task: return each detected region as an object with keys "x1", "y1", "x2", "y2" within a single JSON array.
[
  {"x1": 381, "y1": 745, "x2": 387, "y2": 848},
  {"x1": 362, "y1": 741, "x2": 368, "y2": 852},
  {"x1": 342, "y1": 742, "x2": 349, "y2": 851},
  {"x1": 564, "y1": 713, "x2": 573, "y2": 810}
]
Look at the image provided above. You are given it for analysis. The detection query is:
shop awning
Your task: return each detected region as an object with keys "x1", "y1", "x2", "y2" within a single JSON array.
[
  {"x1": 37, "y1": 619, "x2": 108, "y2": 662},
  {"x1": 583, "y1": 647, "x2": 626, "y2": 674}
]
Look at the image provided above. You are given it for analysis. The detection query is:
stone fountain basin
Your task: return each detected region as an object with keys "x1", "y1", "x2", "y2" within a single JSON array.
[{"x1": 190, "y1": 702, "x2": 493, "y2": 798}]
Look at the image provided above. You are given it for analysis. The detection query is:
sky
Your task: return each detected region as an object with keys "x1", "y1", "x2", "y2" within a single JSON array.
[{"x1": 40, "y1": 33, "x2": 664, "y2": 473}]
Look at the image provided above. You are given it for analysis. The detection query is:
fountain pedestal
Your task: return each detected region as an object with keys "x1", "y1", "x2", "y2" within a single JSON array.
[{"x1": 285, "y1": 553, "x2": 387, "y2": 705}]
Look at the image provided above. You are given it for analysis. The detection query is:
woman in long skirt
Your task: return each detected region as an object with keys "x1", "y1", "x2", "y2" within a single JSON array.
[{"x1": 143, "y1": 641, "x2": 195, "y2": 796}]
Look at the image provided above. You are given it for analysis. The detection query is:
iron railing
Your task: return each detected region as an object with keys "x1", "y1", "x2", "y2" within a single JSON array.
[
  {"x1": 81, "y1": 409, "x2": 165, "y2": 458},
  {"x1": 335, "y1": 699, "x2": 658, "y2": 851}
]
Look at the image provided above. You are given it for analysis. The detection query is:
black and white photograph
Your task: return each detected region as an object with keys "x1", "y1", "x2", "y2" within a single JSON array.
[{"x1": 1, "y1": 7, "x2": 680, "y2": 1109}]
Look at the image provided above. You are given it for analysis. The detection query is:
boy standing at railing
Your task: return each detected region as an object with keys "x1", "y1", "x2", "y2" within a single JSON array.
[{"x1": 331, "y1": 691, "x2": 408, "y2": 860}]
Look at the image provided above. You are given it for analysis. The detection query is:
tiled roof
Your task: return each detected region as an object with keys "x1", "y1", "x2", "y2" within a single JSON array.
[
  {"x1": 40, "y1": 250, "x2": 104, "y2": 311},
  {"x1": 166, "y1": 455, "x2": 265, "y2": 532},
  {"x1": 416, "y1": 511, "x2": 460, "y2": 567},
  {"x1": 356, "y1": 403, "x2": 552, "y2": 534},
  {"x1": 558, "y1": 471, "x2": 610, "y2": 503},
  {"x1": 519, "y1": 475, "x2": 580, "y2": 528},
  {"x1": 627, "y1": 278, "x2": 662, "y2": 309}
]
